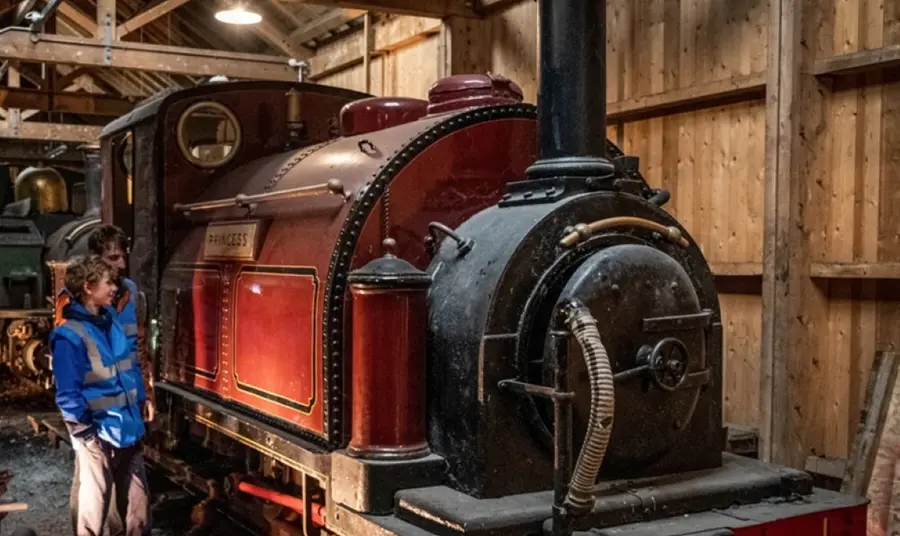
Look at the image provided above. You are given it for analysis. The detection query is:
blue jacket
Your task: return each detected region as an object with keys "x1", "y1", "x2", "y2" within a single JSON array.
[{"x1": 50, "y1": 300, "x2": 146, "y2": 448}]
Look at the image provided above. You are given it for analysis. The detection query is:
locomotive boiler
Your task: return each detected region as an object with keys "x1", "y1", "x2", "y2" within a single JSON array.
[
  {"x1": 95, "y1": 0, "x2": 869, "y2": 534},
  {"x1": 0, "y1": 144, "x2": 103, "y2": 387}
]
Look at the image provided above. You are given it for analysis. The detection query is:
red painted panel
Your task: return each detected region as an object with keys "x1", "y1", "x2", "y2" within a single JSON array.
[
  {"x1": 162, "y1": 265, "x2": 222, "y2": 394},
  {"x1": 190, "y1": 269, "x2": 222, "y2": 379},
  {"x1": 352, "y1": 118, "x2": 538, "y2": 271},
  {"x1": 229, "y1": 267, "x2": 322, "y2": 434},
  {"x1": 732, "y1": 504, "x2": 867, "y2": 536}
]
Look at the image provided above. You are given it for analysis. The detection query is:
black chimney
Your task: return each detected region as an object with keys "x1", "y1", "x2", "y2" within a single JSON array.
[
  {"x1": 525, "y1": 0, "x2": 614, "y2": 181},
  {"x1": 78, "y1": 142, "x2": 102, "y2": 217}
]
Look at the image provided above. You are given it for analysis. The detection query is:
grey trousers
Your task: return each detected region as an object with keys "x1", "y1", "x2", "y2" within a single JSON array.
[{"x1": 70, "y1": 437, "x2": 151, "y2": 536}]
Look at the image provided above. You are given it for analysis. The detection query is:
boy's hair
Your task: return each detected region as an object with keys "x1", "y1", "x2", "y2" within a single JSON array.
[
  {"x1": 88, "y1": 224, "x2": 128, "y2": 255},
  {"x1": 64, "y1": 255, "x2": 111, "y2": 303}
]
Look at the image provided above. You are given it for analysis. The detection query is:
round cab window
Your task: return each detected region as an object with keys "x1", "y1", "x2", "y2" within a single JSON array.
[{"x1": 176, "y1": 101, "x2": 241, "y2": 168}]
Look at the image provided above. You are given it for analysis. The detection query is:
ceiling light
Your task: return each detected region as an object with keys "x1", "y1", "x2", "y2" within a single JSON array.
[{"x1": 215, "y1": 7, "x2": 262, "y2": 25}]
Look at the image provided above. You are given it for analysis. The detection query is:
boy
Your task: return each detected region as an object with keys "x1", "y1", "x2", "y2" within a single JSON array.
[{"x1": 51, "y1": 255, "x2": 151, "y2": 536}]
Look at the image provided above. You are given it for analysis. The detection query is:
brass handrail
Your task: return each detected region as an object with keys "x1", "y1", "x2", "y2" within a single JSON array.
[
  {"x1": 559, "y1": 216, "x2": 690, "y2": 248},
  {"x1": 174, "y1": 179, "x2": 348, "y2": 214}
]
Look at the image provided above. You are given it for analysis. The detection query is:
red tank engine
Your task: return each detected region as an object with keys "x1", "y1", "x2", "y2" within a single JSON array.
[{"x1": 95, "y1": 1, "x2": 869, "y2": 535}]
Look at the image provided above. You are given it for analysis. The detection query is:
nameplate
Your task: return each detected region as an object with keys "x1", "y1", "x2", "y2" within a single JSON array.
[{"x1": 203, "y1": 221, "x2": 261, "y2": 261}]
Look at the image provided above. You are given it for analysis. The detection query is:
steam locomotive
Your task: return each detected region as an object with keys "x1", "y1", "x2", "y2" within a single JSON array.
[
  {"x1": 90, "y1": 0, "x2": 867, "y2": 534},
  {"x1": 0, "y1": 147, "x2": 103, "y2": 388}
]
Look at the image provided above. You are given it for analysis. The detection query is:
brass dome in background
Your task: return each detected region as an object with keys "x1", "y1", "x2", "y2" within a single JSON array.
[{"x1": 14, "y1": 165, "x2": 69, "y2": 214}]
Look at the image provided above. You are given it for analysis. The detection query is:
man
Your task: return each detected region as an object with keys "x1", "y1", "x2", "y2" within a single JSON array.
[{"x1": 50, "y1": 255, "x2": 151, "y2": 536}]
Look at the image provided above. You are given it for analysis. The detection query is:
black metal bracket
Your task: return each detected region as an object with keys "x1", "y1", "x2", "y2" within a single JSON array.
[
  {"x1": 497, "y1": 315, "x2": 579, "y2": 536},
  {"x1": 497, "y1": 379, "x2": 574, "y2": 402},
  {"x1": 25, "y1": 0, "x2": 63, "y2": 36}
]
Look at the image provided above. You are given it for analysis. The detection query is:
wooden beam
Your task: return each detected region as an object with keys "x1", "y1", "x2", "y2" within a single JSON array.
[
  {"x1": 252, "y1": 18, "x2": 313, "y2": 59},
  {"x1": 475, "y1": 0, "x2": 523, "y2": 15},
  {"x1": 439, "y1": 14, "x2": 491, "y2": 77},
  {"x1": 267, "y1": 0, "x2": 307, "y2": 28},
  {"x1": 116, "y1": 0, "x2": 193, "y2": 39},
  {"x1": 282, "y1": 0, "x2": 476, "y2": 18},
  {"x1": 0, "y1": 142, "x2": 83, "y2": 163},
  {"x1": 290, "y1": 8, "x2": 364, "y2": 46},
  {"x1": 810, "y1": 263, "x2": 900, "y2": 280},
  {"x1": 841, "y1": 352, "x2": 900, "y2": 496},
  {"x1": 56, "y1": 66, "x2": 92, "y2": 87},
  {"x1": 54, "y1": 4, "x2": 179, "y2": 96},
  {"x1": 57, "y1": 1, "x2": 97, "y2": 36},
  {"x1": 0, "y1": 120, "x2": 103, "y2": 142},
  {"x1": 6, "y1": 61, "x2": 21, "y2": 129},
  {"x1": 760, "y1": 0, "x2": 804, "y2": 466},
  {"x1": 812, "y1": 44, "x2": 900, "y2": 77},
  {"x1": 607, "y1": 74, "x2": 767, "y2": 123},
  {"x1": 761, "y1": 0, "x2": 831, "y2": 470},
  {"x1": 0, "y1": 28, "x2": 296, "y2": 81},
  {"x1": 309, "y1": 15, "x2": 441, "y2": 78},
  {"x1": 363, "y1": 12, "x2": 373, "y2": 93},
  {"x1": 0, "y1": 88, "x2": 134, "y2": 115},
  {"x1": 708, "y1": 262, "x2": 764, "y2": 277}
]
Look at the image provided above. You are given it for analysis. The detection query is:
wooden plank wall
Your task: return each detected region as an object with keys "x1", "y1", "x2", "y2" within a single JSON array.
[
  {"x1": 802, "y1": 1, "x2": 900, "y2": 462},
  {"x1": 308, "y1": 0, "x2": 900, "y2": 470},
  {"x1": 606, "y1": 0, "x2": 767, "y2": 434}
]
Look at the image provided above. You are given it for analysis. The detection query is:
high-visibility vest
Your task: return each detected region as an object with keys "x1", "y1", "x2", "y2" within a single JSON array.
[
  {"x1": 54, "y1": 278, "x2": 149, "y2": 395},
  {"x1": 50, "y1": 317, "x2": 146, "y2": 448}
]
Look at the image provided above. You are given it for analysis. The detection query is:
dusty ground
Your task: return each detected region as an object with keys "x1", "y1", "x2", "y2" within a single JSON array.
[
  {"x1": 0, "y1": 368, "x2": 248, "y2": 536},
  {"x1": 0, "y1": 368, "x2": 73, "y2": 535}
]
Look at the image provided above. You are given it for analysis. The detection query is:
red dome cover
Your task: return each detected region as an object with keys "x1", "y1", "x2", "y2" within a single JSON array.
[
  {"x1": 340, "y1": 97, "x2": 428, "y2": 136},
  {"x1": 427, "y1": 73, "x2": 524, "y2": 115}
]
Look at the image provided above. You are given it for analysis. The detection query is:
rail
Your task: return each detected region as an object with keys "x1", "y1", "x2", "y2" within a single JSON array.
[{"x1": 173, "y1": 179, "x2": 349, "y2": 215}]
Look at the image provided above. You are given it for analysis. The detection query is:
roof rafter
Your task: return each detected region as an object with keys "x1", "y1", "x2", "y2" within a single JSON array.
[
  {"x1": 277, "y1": 0, "x2": 477, "y2": 19},
  {"x1": 0, "y1": 87, "x2": 134, "y2": 116},
  {"x1": 290, "y1": 8, "x2": 365, "y2": 46},
  {"x1": 116, "y1": 0, "x2": 193, "y2": 39},
  {"x1": 0, "y1": 28, "x2": 297, "y2": 80},
  {"x1": 0, "y1": 119, "x2": 102, "y2": 142}
]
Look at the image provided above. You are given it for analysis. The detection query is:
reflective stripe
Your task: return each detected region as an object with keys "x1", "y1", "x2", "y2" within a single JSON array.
[
  {"x1": 86, "y1": 388, "x2": 138, "y2": 411},
  {"x1": 122, "y1": 323, "x2": 138, "y2": 337},
  {"x1": 64, "y1": 321, "x2": 134, "y2": 385}
]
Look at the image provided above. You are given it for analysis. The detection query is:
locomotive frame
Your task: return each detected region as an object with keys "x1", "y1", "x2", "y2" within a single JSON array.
[{"x1": 86, "y1": 0, "x2": 871, "y2": 535}]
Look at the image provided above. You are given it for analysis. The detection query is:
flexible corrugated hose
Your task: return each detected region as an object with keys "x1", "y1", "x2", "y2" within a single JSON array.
[{"x1": 562, "y1": 301, "x2": 615, "y2": 514}]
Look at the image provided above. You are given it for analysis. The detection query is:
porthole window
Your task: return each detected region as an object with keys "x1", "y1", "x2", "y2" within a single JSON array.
[{"x1": 176, "y1": 101, "x2": 241, "y2": 168}]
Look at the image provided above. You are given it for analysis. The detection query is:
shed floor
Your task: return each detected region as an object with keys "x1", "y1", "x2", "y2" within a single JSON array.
[{"x1": 0, "y1": 368, "x2": 239, "y2": 536}]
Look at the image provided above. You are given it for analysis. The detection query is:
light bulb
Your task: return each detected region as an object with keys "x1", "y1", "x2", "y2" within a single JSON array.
[{"x1": 215, "y1": 7, "x2": 262, "y2": 25}]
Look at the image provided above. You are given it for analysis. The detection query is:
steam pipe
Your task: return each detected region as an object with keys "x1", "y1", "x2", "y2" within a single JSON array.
[
  {"x1": 77, "y1": 143, "x2": 102, "y2": 217},
  {"x1": 560, "y1": 299, "x2": 614, "y2": 515},
  {"x1": 236, "y1": 480, "x2": 326, "y2": 526},
  {"x1": 526, "y1": 0, "x2": 615, "y2": 181}
]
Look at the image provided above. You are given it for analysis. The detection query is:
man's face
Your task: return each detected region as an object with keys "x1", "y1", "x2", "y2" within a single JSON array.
[{"x1": 101, "y1": 243, "x2": 127, "y2": 278}]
